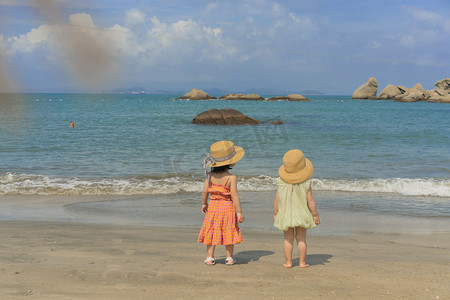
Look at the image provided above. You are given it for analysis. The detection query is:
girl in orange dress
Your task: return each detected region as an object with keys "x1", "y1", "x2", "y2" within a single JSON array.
[{"x1": 198, "y1": 141, "x2": 245, "y2": 265}]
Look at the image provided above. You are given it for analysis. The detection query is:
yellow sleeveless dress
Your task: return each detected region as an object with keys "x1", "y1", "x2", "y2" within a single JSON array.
[{"x1": 274, "y1": 178, "x2": 316, "y2": 231}]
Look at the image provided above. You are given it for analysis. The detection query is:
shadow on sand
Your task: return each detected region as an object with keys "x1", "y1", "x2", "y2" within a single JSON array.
[
  {"x1": 228, "y1": 250, "x2": 275, "y2": 264},
  {"x1": 292, "y1": 254, "x2": 333, "y2": 266}
]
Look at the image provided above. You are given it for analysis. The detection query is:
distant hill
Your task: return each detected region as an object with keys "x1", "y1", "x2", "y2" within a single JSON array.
[
  {"x1": 108, "y1": 87, "x2": 152, "y2": 94},
  {"x1": 204, "y1": 88, "x2": 230, "y2": 96},
  {"x1": 298, "y1": 90, "x2": 324, "y2": 95}
]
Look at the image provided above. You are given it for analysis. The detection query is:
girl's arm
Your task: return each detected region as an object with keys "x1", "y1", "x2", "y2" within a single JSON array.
[
  {"x1": 307, "y1": 187, "x2": 320, "y2": 224},
  {"x1": 273, "y1": 189, "x2": 279, "y2": 222},
  {"x1": 201, "y1": 179, "x2": 209, "y2": 214},
  {"x1": 229, "y1": 175, "x2": 244, "y2": 223}
]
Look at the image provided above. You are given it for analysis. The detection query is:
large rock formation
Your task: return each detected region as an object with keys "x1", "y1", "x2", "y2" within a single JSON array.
[
  {"x1": 428, "y1": 78, "x2": 450, "y2": 103},
  {"x1": 440, "y1": 95, "x2": 450, "y2": 103},
  {"x1": 377, "y1": 84, "x2": 402, "y2": 99},
  {"x1": 219, "y1": 93, "x2": 265, "y2": 100},
  {"x1": 192, "y1": 108, "x2": 283, "y2": 125},
  {"x1": 267, "y1": 94, "x2": 310, "y2": 101},
  {"x1": 359, "y1": 78, "x2": 449, "y2": 103},
  {"x1": 434, "y1": 78, "x2": 450, "y2": 96},
  {"x1": 352, "y1": 77, "x2": 378, "y2": 99},
  {"x1": 413, "y1": 83, "x2": 426, "y2": 94},
  {"x1": 394, "y1": 88, "x2": 426, "y2": 102},
  {"x1": 192, "y1": 109, "x2": 260, "y2": 125},
  {"x1": 176, "y1": 88, "x2": 217, "y2": 100}
]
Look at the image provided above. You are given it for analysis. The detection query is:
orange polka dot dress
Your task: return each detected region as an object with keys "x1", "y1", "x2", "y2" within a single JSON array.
[{"x1": 198, "y1": 177, "x2": 243, "y2": 245}]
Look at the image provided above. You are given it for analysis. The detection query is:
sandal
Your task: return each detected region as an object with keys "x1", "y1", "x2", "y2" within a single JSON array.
[
  {"x1": 225, "y1": 257, "x2": 235, "y2": 265},
  {"x1": 204, "y1": 257, "x2": 216, "y2": 265}
]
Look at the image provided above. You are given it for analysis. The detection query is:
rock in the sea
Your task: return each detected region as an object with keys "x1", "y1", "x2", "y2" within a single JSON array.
[
  {"x1": 394, "y1": 88, "x2": 425, "y2": 102},
  {"x1": 352, "y1": 77, "x2": 378, "y2": 99},
  {"x1": 439, "y1": 95, "x2": 450, "y2": 103},
  {"x1": 377, "y1": 84, "x2": 402, "y2": 99},
  {"x1": 192, "y1": 108, "x2": 283, "y2": 125},
  {"x1": 192, "y1": 109, "x2": 260, "y2": 125},
  {"x1": 434, "y1": 78, "x2": 450, "y2": 96},
  {"x1": 427, "y1": 79, "x2": 450, "y2": 102},
  {"x1": 267, "y1": 94, "x2": 310, "y2": 101},
  {"x1": 413, "y1": 83, "x2": 426, "y2": 94},
  {"x1": 428, "y1": 92, "x2": 450, "y2": 103},
  {"x1": 397, "y1": 85, "x2": 409, "y2": 94},
  {"x1": 268, "y1": 120, "x2": 284, "y2": 125},
  {"x1": 176, "y1": 88, "x2": 217, "y2": 100},
  {"x1": 219, "y1": 93, "x2": 265, "y2": 100}
]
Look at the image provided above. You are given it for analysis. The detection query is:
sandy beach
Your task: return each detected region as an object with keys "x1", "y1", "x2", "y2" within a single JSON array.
[{"x1": 0, "y1": 216, "x2": 449, "y2": 299}]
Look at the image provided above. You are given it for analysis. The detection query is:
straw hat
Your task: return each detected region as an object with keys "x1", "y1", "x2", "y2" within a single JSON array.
[
  {"x1": 278, "y1": 149, "x2": 313, "y2": 184},
  {"x1": 208, "y1": 140, "x2": 244, "y2": 167}
]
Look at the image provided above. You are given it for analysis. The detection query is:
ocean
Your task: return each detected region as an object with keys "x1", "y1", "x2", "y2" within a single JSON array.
[{"x1": 1, "y1": 93, "x2": 449, "y2": 233}]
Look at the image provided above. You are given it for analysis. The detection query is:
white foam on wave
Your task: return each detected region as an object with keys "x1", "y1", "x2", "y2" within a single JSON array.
[
  {"x1": 0, "y1": 173, "x2": 204, "y2": 195},
  {"x1": 1, "y1": 173, "x2": 449, "y2": 197},
  {"x1": 313, "y1": 178, "x2": 450, "y2": 197}
]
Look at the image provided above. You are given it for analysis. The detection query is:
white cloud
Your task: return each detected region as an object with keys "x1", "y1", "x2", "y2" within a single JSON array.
[
  {"x1": 7, "y1": 11, "x2": 231, "y2": 76},
  {"x1": 366, "y1": 41, "x2": 381, "y2": 49},
  {"x1": 6, "y1": 12, "x2": 130, "y2": 87},
  {"x1": 7, "y1": 25, "x2": 52, "y2": 53},
  {"x1": 125, "y1": 8, "x2": 146, "y2": 26},
  {"x1": 400, "y1": 35, "x2": 415, "y2": 46},
  {"x1": 69, "y1": 12, "x2": 95, "y2": 27},
  {"x1": 405, "y1": 6, "x2": 450, "y2": 34},
  {"x1": 203, "y1": 2, "x2": 218, "y2": 15}
]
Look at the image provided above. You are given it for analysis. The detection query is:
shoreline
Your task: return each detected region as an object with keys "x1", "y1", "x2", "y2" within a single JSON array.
[
  {"x1": 1, "y1": 193, "x2": 448, "y2": 236},
  {"x1": 0, "y1": 220, "x2": 449, "y2": 299}
]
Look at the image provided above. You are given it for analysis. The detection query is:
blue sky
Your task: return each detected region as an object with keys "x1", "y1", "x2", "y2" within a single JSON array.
[{"x1": 1, "y1": 0, "x2": 449, "y2": 94}]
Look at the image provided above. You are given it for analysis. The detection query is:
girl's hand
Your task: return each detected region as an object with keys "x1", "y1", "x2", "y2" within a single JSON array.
[
  {"x1": 313, "y1": 215, "x2": 320, "y2": 225},
  {"x1": 202, "y1": 204, "x2": 208, "y2": 214},
  {"x1": 273, "y1": 214, "x2": 277, "y2": 222},
  {"x1": 237, "y1": 212, "x2": 244, "y2": 223}
]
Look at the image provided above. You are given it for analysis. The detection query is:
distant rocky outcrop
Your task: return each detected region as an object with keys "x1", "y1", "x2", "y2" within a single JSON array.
[
  {"x1": 394, "y1": 88, "x2": 424, "y2": 102},
  {"x1": 219, "y1": 93, "x2": 265, "y2": 101},
  {"x1": 434, "y1": 78, "x2": 450, "y2": 96},
  {"x1": 352, "y1": 77, "x2": 378, "y2": 99},
  {"x1": 191, "y1": 108, "x2": 283, "y2": 125},
  {"x1": 267, "y1": 94, "x2": 310, "y2": 101},
  {"x1": 176, "y1": 89, "x2": 217, "y2": 100},
  {"x1": 429, "y1": 79, "x2": 450, "y2": 103},
  {"x1": 355, "y1": 77, "x2": 450, "y2": 103},
  {"x1": 377, "y1": 84, "x2": 403, "y2": 99}
]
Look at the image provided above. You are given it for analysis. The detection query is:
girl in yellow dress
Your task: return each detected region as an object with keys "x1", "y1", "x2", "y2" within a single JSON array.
[{"x1": 274, "y1": 149, "x2": 320, "y2": 268}]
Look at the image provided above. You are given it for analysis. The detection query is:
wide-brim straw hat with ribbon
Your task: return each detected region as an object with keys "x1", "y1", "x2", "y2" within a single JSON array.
[
  {"x1": 209, "y1": 141, "x2": 245, "y2": 167},
  {"x1": 278, "y1": 149, "x2": 313, "y2": 184},
  {"x1": 202, "y1": 141, "x2": 244, "y2": 178}
]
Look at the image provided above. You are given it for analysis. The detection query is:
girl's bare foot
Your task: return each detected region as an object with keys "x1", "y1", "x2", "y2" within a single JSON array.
[
  {"x1": 283, "y1": 262, "x2": 293, "y2": 268},
  {"x1": 299, "y1": 264, "x2": 310, "y2": 268}
]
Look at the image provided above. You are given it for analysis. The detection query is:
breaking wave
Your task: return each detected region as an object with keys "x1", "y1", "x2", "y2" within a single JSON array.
[{"x1": 1, "y1": 173, "x2": 449, "y2": 197}]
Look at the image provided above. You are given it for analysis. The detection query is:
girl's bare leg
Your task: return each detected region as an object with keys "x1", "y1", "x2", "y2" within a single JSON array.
[
  {"x1": 207, "y1": 245, "x2": 215, "y2": 258},
  {"x1": 225, "y1": 244, "x2": 234, "y2": 258},
  {"x1": 283, "y1": 228, "x2": 295, "y2": 268},
  {"x1": 295, "y1": 227, "x2": 309, "y2": 268}
]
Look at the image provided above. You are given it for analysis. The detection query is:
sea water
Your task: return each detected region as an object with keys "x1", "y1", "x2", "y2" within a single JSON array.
[{"x1": 0, "y1": 93, "x2": 449, "y2": 231}]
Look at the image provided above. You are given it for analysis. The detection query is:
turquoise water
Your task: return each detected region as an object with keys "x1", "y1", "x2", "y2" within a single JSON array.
[{"x1": 0, "y1": 93, "x2": 449, "y2": 222}]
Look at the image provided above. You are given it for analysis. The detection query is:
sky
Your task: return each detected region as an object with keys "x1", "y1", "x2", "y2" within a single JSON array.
[{"x1": 0, "y1": 0, "x2": 449, "y2": 94}]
